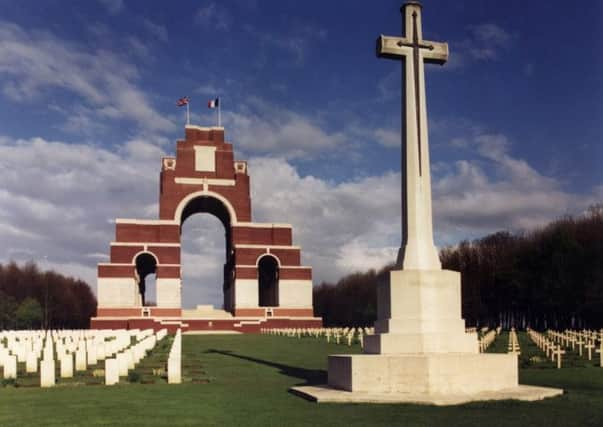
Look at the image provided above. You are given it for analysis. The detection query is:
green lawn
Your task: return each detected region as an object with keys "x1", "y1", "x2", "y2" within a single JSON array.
[{"x1": 1, "y1": 333, "x2": 602, "y2": 427}]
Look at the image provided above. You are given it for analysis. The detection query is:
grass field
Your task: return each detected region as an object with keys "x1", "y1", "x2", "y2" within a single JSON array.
[{"x1": 1, "y1": 332, "x2": 602, "y2": 426}]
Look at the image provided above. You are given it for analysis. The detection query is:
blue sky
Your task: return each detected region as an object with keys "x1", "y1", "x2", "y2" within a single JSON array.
[{"x1": 0, "y1": 0, "x2": 601, "y2": 307}]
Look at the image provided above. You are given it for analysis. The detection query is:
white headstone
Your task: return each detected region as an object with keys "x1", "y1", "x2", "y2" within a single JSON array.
[
  {"x1": 60, "y1": 354, "x2": 74, "y2": 378},
  {"x1": 105, "y1": 358, "x2": 119, "y2": 386},
  {"x1": 3, "y1": 354, "x2": 17, "y2": 379},
  {"x1": 75, "y1": 348, "x2": 87, "y2": 371},
  {"x1": 117, "y1": 352, "x2": 129, "y2": 377},
  {"x1": 40, "y1": 359, "x2": 56, "y2": 388},
  {"x1": 26, "y1": 351, "x2": 38, "y2": 373}
]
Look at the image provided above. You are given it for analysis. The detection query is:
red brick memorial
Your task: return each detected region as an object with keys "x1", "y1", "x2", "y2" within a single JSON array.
[{"x1": 91, "y1": 125, "x2": 321, "y2": 332}]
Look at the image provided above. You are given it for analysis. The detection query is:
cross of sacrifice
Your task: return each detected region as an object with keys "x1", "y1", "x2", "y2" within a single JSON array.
[{"x1": 376, "y1": 0, "x2": 448, "y2": 271}]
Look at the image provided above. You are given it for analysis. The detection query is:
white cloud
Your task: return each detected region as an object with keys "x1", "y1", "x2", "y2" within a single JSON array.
[
  {"x1": 245, "y1": 23, "x2": 327, "y2": 66},
  {"x1": 0, "y1": 127, "x2": 598, "y2": 306},
  {"x1": 464, "y1": 23, "x2": 513, "y2": 61},
  {"x1": 195, "y1": 3, "x2": 230, "y2": 31},
  {"x1": 373, "y1": 128, "x2": 400, "y2": 148},
  {"x1": 439, "y1": 23, "x2": 514, "y2": 70},
  {"x1": 142, "y1": 18, "x2": 168, "y2": 42},
  {"x1": 98, "y1": 0, "x2": 124, "y2": 15},
  {"x1": 0, "y1": 135, "x2": 164, "y2": 292},
  {"x1": 0, "y1": 21, "x2": 173, "y2": 132},
  {"x1": 433, "y1": 133, "x2": 597, "y2": 243},
  {"x1": 224, "y1": 98, "x2": 346, "y2": 158}
]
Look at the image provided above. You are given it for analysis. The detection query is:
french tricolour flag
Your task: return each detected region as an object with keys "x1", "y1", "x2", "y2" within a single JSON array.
[{"x1": 208, "y1": 97, "x2": 219, "y2": 108}]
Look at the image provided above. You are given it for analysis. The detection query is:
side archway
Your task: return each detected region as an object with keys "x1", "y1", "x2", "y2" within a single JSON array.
[
  {"x1": 134, "y1": 252, "x2": 157, "y2": 306},
  {"x1": 257, "y1": 254, "x2": 279, "y2": 307}
]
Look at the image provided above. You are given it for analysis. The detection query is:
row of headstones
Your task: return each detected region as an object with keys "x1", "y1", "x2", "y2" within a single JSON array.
[
  {"x1": 261, "y1": 327, "x2": 375, "y2": 349},
  {"x1": 105, "y1": 329, "x2": 167, "y2": 386},
  {"x1": 546, "y1": 328, "x2": 603, "y2": 366},
  {"x1": 508, "y1": 328, "x2": 520, "y2": 354},
  {"x1": 167, "y1": 329, "x2": 181, "y2": 384},
  {"x1": 527, "y1": 328, "x2": 567, "y2": 368},
  {"x1": 0, "y1": 329, "x2": 166, "y2": 387},
  {"x1": 478, "y1": 327, "x2": 502, "y2": 352}
]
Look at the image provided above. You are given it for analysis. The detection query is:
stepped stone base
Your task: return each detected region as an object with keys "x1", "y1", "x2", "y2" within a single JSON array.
[
  {"x1": 328, "y1": 353, "x2": 518, "y2": 394},
  {"x1": 291, "y1": 352, "x2": 562, "y2": 405},
  {"x1": 181, "y1": 305, "x2": 234, "y2": 319},
  {"x1": 291, "y1": 384, "x2": 563, "y2": 406}
]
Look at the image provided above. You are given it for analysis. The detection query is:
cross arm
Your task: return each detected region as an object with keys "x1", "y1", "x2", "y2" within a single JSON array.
[
  {"x1": 422, "y1": 40, "x2": 449, "y2": 65},
  {"x1": 376, "y1": 34, "x2": 449, "y2": 65},
  {"x1": 376, "y1": 35, "x2": 410, "y2": 60}
]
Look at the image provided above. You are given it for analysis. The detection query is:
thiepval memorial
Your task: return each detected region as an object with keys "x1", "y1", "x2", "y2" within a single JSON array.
[
  {"x1": 294, "y1": 2, "x2": 563, "y2": 404},
  {"x1": 92, "y1": 125, "x2": 322, "y2": 332}
]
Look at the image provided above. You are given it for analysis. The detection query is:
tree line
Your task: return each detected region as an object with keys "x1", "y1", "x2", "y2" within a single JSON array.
[
  {"x1": 0, "y1": 261, "x2": 96, "y2": 330},
  {"x1": 314, "y1": 205, "x2": 603, "y2": 330}
]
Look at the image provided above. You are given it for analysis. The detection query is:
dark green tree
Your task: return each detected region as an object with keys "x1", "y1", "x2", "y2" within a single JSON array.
[{"x1": 15, "y1": 297, "x2": 43, "y2": 329}]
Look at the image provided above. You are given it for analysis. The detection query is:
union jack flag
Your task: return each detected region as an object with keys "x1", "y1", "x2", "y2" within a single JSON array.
[{"x1": 176, "y1": 96, "x2": 190, "y2": 106}]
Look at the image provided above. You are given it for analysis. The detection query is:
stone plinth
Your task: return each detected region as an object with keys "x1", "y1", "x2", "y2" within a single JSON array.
[
  {"x1": 327, "y1": 353, "x2": 517, "y2": 394},
  {"x1": 364, "y1": 270, "x2": 478, "y2": 354},
  {"x1": 291, "y1": 384, "x2": 564, "y2": 406}
]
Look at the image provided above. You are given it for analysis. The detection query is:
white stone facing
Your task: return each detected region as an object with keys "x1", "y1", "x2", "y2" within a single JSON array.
[
  {"x1": 292, "y1": 384, "x2": 564, "y2": 405},
  {"x1": 328, "y1": 353, "x2": 517, "y2": 394},
  {"x1": 277, "y1": 280, "x2": 313, "y2": 308},
  {"x1": 233, "y1": 279, "x2": 259, "y2": 307},
  {"x1": 156, "y1": 278, "x2": 182, "y2": 308},
  {"x1": 97, "y1": 277, "x2": 138, "y2": 307},
  {"x1": 364, "y1": 270, "x2": 478, "y2": 354},
  {"x1": 194, "y1": 145, "x2": 217, "y2": 172}
]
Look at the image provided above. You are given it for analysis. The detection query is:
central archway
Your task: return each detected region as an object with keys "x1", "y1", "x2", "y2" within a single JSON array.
[{"x1": 179, "y1": 195, "x2": 234, "y2": 311}]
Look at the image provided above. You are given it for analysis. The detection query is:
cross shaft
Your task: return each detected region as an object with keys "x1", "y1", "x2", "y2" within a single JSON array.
[{"x1": 376, "y1": 1, "x2": 448, "y2": 271}]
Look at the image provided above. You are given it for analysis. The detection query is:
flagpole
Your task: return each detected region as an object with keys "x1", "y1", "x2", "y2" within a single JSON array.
[
  {"x1": 218, "y1": 98, "x2": 221, "y2": 127},
  {"x1": 186, "y1": 101, "x2": 190, "y2": 125}
]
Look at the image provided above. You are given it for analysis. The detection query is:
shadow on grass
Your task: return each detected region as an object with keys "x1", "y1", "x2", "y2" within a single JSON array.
[{"x1": 205, "y1": 349, "x2": 326, "y2": 386}]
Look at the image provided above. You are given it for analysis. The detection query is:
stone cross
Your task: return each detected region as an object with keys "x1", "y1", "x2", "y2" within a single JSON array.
[
  {"x1": 585, "y1": 341, "x2": 595, "y2": 361},
  {"x1": 553, "y1": 345, "x2": 565, "y2": 369},
  {"x1": 576, "y1": 337, "x2": 584, "y2": 356},
  {"x1": 377, "y1": 1, "x2": 448, "y2": 270}
]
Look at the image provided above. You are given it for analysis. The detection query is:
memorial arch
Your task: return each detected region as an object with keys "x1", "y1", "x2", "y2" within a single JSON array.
[{"x1": 92, "y1": 125, "x2": 321, "y2": 332}]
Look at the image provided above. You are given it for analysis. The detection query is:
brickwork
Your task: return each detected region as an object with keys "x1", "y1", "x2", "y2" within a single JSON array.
[{"x1": 95, "y1": 125, "x2": 319, "y2": 328}]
